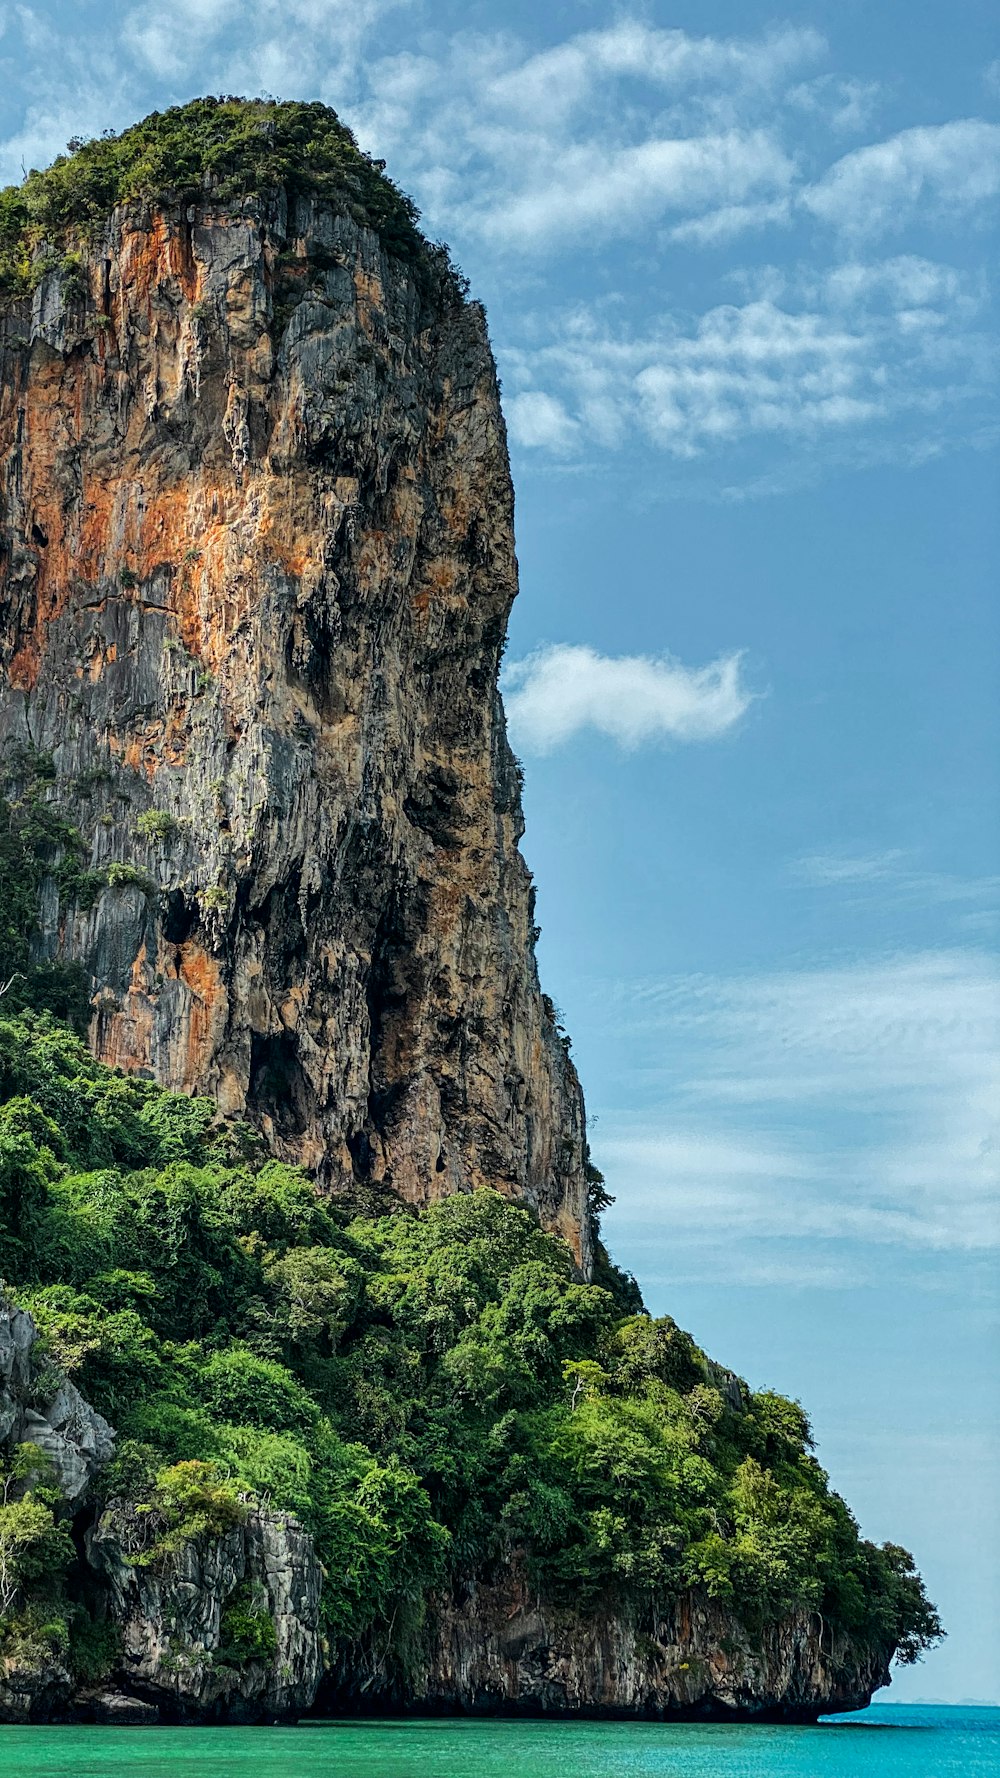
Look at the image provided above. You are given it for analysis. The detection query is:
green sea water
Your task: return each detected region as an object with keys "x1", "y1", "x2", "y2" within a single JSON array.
[{"x1": 1, "y1": 1708, "x2": 996, "y2": 1778}]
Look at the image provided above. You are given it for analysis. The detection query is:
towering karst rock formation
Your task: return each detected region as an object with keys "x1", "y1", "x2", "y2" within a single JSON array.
[
  {"x1": 0, "y1": 107, "x2": 936, "y2": 1725},
  {"x1": 0, "y1": 133, "x2": 590, "y2": 1268}
]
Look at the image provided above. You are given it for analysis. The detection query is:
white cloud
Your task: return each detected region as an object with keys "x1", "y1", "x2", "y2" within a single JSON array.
[
  {"x1": 477, "y1": 131, "x2": 795, "y2": 251},
  {"x1": 592, "y1": 949, "x2": 1000, "y2": 1267},
  {"x1": 669, "y1": 197, "x2": 793, "y2": 247},
  {"x1": 794, "y1": 850, "x2": 908, "y2": 885},
  {"x1": 794, "y1": 849, "x2": 1000, "y2": 912},
  {"x1": 803, "y1": 119, "x2": 1000, "y2": 235},
  {"x1": 482, "y1": 22, "x2": 825, "y2": 124},
  {"x1": 785, "y1": 74, "x2": 881, "y2": 135},
  {"x1": 502, "y1": 644, "x2": 753, "y2": 753},
  {"x1": 500, "y1": 256, "x2": 993, "y2": 462},
  {"x1": 0, "y1": 12, "x2": 996, "y2": 491},
  {"x1": 345, "y1": 21, "x2": 826, "y2": 255},
  {"x1": 504, "y1": 391, "x2": 580, "y2": 454}
]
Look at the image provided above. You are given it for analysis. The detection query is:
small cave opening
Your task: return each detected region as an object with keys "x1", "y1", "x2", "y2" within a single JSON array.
[
  {"x1": 161, "y1": 889, "x2": 196, "y2": 946},
  {"x1": 347, "y1": 1127, "x2": 377, "y2": 1179},
  {"x1": 249, "y1": 1031, "x2": 313, "y2": 1139}
]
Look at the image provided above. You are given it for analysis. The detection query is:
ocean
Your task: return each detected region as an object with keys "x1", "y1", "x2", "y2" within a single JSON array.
[{"x1": 1, "y1": 1706, "x2": 996, "y2": 1778}]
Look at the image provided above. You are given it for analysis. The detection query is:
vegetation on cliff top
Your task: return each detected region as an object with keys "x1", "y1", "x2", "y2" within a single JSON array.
[
  {"x1": 0, "y1": 96, "x2": 452, "y2": 306},
  {"x1": 0, "y1": 990, "x2": 941, "y2": 1686}
]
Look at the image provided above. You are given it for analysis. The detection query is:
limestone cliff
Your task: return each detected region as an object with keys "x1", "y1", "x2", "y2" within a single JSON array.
[
  {"x1": 89, "y1": 1501, "x2": 322, "y2": 1721},
  {"x1": 0, "y1": 183, "x2": 590, "y2": 1266},
  {"x1": 0, "y1": 1290, "x2": 324, "y2": 1724},
  {"x1": 331, "y1": 1567, "x2": 890, "y2": 1721}
]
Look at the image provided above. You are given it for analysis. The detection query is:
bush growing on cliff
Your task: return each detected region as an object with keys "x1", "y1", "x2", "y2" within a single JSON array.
[
  {"x1": 0, "y1": 1444, "x2": 72, "y2": 1632},
  {"x1": 0, "y1": 1009, "x2": 941, "y2": 1684}
]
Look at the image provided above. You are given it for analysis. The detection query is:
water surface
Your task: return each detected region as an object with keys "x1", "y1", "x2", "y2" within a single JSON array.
[{"x1": 3, "y1": 1705, "x2": 995, "y2": 1778}]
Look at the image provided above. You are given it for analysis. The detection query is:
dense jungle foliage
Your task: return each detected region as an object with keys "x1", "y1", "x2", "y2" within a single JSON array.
[
  {"x1": 0, "y1": 1013, "x2": 941, "y2": 1683},
  {"x1": 0, "y1": 97, "x2": 454, "y2": 305}
]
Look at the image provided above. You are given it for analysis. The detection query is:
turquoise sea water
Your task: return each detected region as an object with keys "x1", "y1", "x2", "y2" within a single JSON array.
[{"x1": 1, "y1": 1707, "x2": 996, "y2": 1778}]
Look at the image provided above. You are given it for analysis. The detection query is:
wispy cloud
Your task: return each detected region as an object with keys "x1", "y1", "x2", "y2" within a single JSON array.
[
  {"x1": 785, "y1": 74, "x2": 881, "y2": 136},
  {"x1": 476, "y1": 132, "x2": 796, "y2": 252},
  {"x1": 503, "y1": 644, "x2": 753, "y2": 753},
  {"x1": 350, "y1": 22, "x2": 822, "y2": 250},
  {"x1": 794, "y1": 850, "x2": 911, "y2": 886},
  {"x1": 501, "y1": 258, "x2": 993, "y2": 462},
  {"x1": 593, "y1": 949, "x2": 1000, "y2": 1271},
  {"x1": 479, "y1": 22, "x2": 826, "y2": 122},
  {"x1": 803, "y1": 119, "x2": 1000, "y2": 235},
  {"x1": 0, "y1": 12, "x2": 995, "y2": 491},
  {"x1": 794, "y1": 849, "x2": 1000, "y2": 913}
]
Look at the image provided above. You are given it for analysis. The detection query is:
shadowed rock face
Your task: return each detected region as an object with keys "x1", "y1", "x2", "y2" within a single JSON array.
[
  {"x1": 0, "y1": 1291, "x2": 321, "y2": 1725},
  {"x1": 89, "y1": 1502, "x2": 323, "y2": 1722},
  {"x1": 0, "y1": 1294, "x2": 114, "y2": 1505},
  {"x1": 326, "y1": 1564, "x2": 891, "y2": 1722},
  {"x1": 0, "y1": 191, "x2": 591, "y2": 1270}
]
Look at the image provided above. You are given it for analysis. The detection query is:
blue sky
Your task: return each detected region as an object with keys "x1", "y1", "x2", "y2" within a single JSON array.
[{"x1": 2, "y1": 0, "x2": 997, "y2": 1705}]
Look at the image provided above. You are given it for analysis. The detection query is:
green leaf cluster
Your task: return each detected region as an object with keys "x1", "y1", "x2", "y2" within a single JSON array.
[{"x1": 0, "y1": 1442, "x2": 75, "y2": 1666}]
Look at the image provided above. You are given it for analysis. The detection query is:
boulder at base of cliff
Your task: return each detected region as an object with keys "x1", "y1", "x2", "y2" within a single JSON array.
[
  {"x1": 88, "y1": 1504, "x2": 323, "y2": 1721},
  {"x1": 75, "y1": 1689, "x2": 161, "y2": 1725},
  {"x1": 0, "y1": 1655, "x2": 74, "y2": 1725}
]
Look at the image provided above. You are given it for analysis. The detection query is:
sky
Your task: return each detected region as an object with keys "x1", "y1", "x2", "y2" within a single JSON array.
[{"x1": 2, "y1": 0, "x2": 998, "y2": 1706}]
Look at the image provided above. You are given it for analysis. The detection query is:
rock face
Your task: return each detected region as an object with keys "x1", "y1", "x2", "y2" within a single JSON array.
[
  {"x1": 89, "y1": 1502, "x2": 323, "y2": 1722},
  {"x1": 416, "y1": 1574, "x2": 887, "y2": 1719},
  {"x1": 0, "y1": 190, "x2": 591, "y2": 1269},
  {"x1": 328, "y1": 1566, "x2": 888, "y2": 1722},
  {"x1": 0, "y1": 1292, "x2": 113, "y2": 1722},
  {"x1": 0, "y1": 1293, "x2": 114, "y2": 1503}
]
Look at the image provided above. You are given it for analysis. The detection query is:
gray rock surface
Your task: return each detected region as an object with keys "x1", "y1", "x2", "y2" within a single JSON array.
[
  {"x1": 0, "y1": 1294, "x2": 114, "y2": 1503},
  {"x1": 0, "y1": 1653, "x2": 73, "y2": 1724},
  {"x1": 89, "y1": 1501, "x2": 323, "y2": 1721},
  {"x1": 79, "y1": 1689, "x2": 161, "y2": 1725},
  {"x1": 335, "y1": 1565, "x2": 889, "y2": 1720}
]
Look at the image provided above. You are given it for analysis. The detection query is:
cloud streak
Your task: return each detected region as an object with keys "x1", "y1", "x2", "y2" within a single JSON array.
[
  {"x1": 0, "y1": 12, "x2": 995, "y2": 489},
  {"x1": 503, "y1": 644, "x2": 753, "y2": 752},
  {"x1": 591, "y1": 948, "x2": 1000, "y2": 1274},
  {"x1": 501, "y1": 256, "x2": 994, "y2": 463}
]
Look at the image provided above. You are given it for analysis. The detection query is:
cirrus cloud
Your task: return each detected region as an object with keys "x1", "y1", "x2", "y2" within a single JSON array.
[
  {"x1": 500, "y1": 255, "x2": 994, "y2": 466},
  {"x1": 592, "y1": 946, "x2": 1000, "y2": 1271}
]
